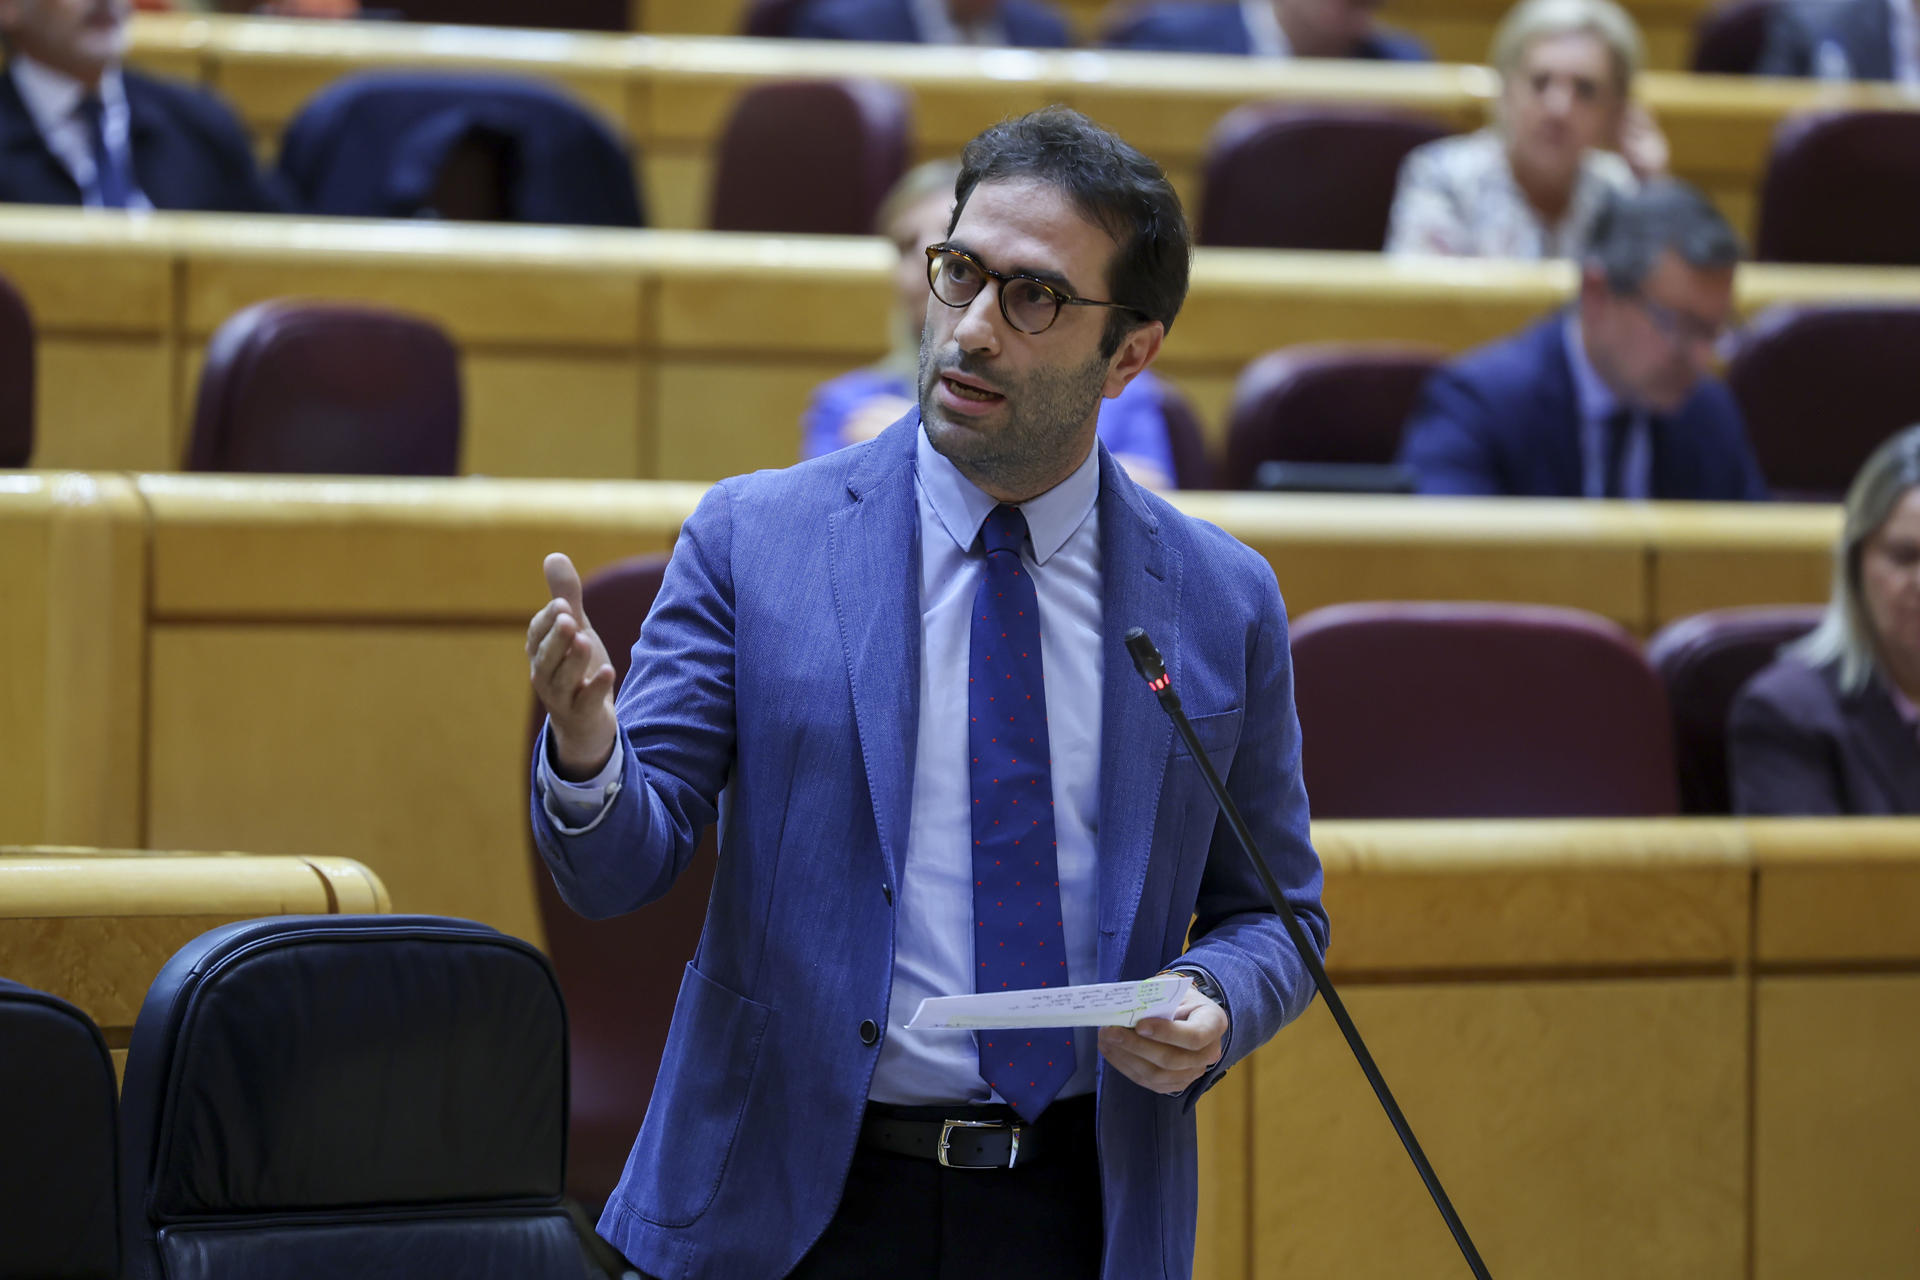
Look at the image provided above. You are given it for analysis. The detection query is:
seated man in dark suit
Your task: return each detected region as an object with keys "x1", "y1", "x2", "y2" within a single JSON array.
[
  {"x1": 1104, "y1": 0, "x2": 1430, "y2": 59},
  {"x1": 0, "y1": 0, "x2": 282, "y2": 211},
  {"x1": 1757, "y1": 0, "x2": 1919, "y2": 83},
  {"x1": 1397, "y1": 179, "x2": 1768, "y2": 500},
  {"x1": 793, "y1": 0, "x2": 1074, "y2": 46}
]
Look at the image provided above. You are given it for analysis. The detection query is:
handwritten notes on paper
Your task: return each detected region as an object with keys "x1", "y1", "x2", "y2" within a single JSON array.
[{"x1": 904, "y1": 975, "x2": 1191, "y2": 1031}]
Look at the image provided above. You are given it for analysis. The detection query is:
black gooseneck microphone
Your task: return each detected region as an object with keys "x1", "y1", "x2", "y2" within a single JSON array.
[{"x1": 1125, "y1": 627, "x2": 1493, "y2": 1280}]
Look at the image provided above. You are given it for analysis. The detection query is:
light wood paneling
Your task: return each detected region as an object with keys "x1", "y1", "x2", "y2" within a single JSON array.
[
  {"x1": 145, "y1": 624, "x2": 547, "y2": 944},
  {"x1": 1644, "y1": 501, "x2": 1840, "y2": 627},
  {"x1": 1753, "y1": 975, "x2": 1920, "y2": 1280},
  {"x1": 0, "y1": 475, "x2": 146, "y2": 850},
  {"x1": 1252, "y1": 979, "x2": 1748, "y2": 1279},
  {"x1": 1749, "y1": 819, "x2": 1920, "y2": 964}
]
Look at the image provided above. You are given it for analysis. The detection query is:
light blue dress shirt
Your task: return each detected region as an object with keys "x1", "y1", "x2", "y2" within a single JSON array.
[
  {"x1": 1562, "y1": 311, "x2": 1650, "y2": 500},
  {"x1": 543, "y1": 417, "x2": 1105, "y2": 1105}
]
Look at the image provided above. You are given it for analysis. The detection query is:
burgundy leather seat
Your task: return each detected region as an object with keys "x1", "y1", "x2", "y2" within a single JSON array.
[
  {"x1": 1290, "y1": 602, "x2": 1680, "y2": 818},
  {"x1": 1690, "y1": 0, "x2": 1779, "y2": 73},
  {"x1": 526, "y1": 554, "x2": 720, "y2": 1214},
  {"x1": 187, "y1": 301, "x2": 461, "y2": 475},
  {"x1": 1646, "y1": 605, "x2": 1822, "y2": 814},
  {"x1": 1727, "y1": 304, "x2": 1920, "y2": 500},
  {"x1": 1756, "y1": 111, "x2": 1920, "y2": 266},
  {"x1": 1198, "y1": 105, "x2": 1451, "y2": 250},
  {"x1": 1222, "y1": 343, "x2": 1441, "y2": 489},
  {"x1": 709, "y1": 79, "x2": 912, "y2": 235},
  {"x1": 0, "y1": 271, "x2": 33, "y2": 467},
  {"x1": 1156, "y1": 380, "x2": 1214, "y2": 489}
]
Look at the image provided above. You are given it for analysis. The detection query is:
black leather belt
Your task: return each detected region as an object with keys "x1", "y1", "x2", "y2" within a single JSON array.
[{"x1": 859, "y1": 1096, "x2": 1092, "y2": 1170}]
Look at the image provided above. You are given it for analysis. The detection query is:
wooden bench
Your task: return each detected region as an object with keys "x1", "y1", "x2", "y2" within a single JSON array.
[{"x1": 125, "y1": 14, "x2": 1920, "y2": 236}]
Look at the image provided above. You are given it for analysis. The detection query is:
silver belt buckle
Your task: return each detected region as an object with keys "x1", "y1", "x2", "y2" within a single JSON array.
[{"x1": 937, "y1": 1117, "x2": 1021, "y2": 1170}]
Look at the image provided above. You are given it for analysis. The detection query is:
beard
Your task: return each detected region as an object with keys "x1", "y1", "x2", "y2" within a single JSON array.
[{"x1": 916, "y1": 328, "x2": 1111, "y2": 499}]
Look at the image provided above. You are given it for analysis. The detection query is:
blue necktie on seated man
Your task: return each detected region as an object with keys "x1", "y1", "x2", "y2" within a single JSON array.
[
  {"x1": 969, "y1": 504, "x2": 1075, "y2": 1123},
  {"x1": 75, "y1": 95, "x2": 134, "y2": 210}
]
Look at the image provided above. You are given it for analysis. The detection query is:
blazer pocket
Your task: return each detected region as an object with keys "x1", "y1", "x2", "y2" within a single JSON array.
[
  {"x1": 626, "y1": 963, "x2": 771, "y2": 1228},
  {"x1": 1171, "y1": 708, "x2": 1244, "y2": 764}
]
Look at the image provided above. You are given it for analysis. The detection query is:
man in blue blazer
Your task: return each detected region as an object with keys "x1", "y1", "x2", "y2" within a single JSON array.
[
  {"x1": 0, "y1": 0, "x2": 280, "y2": 212},
  {"x1": 1758, "y1": 0, "x2": 1918, "y2": 82},
  {"x1": 1105, "y1": 0, "x2": 1430, "y2": 60},
  {"x1": 794, "y1": 0, "x2": 1074, "y2": 47},
  {"x1": 529, "y1": 107, "x2": 1326, "y2": 1278},
  {"x1": 1399, "y1": 180, "x2": 1769, "y2": 500}
]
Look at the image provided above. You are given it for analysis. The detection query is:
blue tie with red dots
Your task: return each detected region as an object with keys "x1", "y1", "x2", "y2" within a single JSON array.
[{"x1": 969, "y1": 503, "x2": 1075, "y2": 1122}]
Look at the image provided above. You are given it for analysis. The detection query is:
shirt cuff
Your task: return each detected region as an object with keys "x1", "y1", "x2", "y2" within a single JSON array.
[{"x1": 537, "y1": 721, "x2": 623, "y2": 836}]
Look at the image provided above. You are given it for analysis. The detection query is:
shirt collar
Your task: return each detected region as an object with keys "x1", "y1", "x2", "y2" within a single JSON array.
[
  {"x1": 1241, "y1": 0, "x2": 1291, "y2": 56},
  {"x1": 1562, "y1": 309, "x2": 1624, "y2": 425},
  {"x1": 1887, "y1": 677, "x2": 1920, "y2": 727},
  {"x1": 915, "y1": 413, "x2": 1100, "y2": 566},
  {"x1": 8, "y1": 53, "x2": 126, "y2": 136}
]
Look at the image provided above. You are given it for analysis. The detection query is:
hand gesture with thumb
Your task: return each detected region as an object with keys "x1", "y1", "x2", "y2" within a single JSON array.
[{"x1": 527, "y1": 553, "x2": 619, "y2": 780}]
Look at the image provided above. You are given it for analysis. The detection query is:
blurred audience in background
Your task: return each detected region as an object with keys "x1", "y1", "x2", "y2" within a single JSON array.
[
  {"x1": 0, "y1": 0, "x2": 283, "y2": 210},
  {"x1": 801, "y1": 158, "x2": 1177, "y2": 489},
  {"x1": 793, "y1": 0, "x2": 1073, "y2": 46},
  {"x1": 1730, "y1": 425, "x2": 1920, "y2": 814},
  {"x1": 1758, "y1": 0, "x2": 1920, "y2": 83},
  {"x1": 1103, "y1": 0, "x2": 1429, "y2": 61},
  {"x1": 1385, "y1": 0, "x2": 1663, "y2": 258},
  {"x1": 1397, "y1": 179, "x2": 1768, "y2": 500}
]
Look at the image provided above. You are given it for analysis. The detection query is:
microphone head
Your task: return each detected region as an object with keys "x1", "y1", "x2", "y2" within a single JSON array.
[{"x1": 1124, "y1": 627, "x2": 1166, "y2": 683}]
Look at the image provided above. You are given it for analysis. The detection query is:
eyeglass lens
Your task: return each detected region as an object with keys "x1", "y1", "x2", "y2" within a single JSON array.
[{"x1": 929, "y1": 250, "x2": 1062, "y2": 334}]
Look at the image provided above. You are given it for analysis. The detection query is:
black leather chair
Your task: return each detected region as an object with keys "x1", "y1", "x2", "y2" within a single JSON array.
[
  {"x1": 0, "y1": 978, "x2": 118, "y2": 1280},
  {"x1": 117, "y1": 915, "x2": 594, "y2": 1280}
]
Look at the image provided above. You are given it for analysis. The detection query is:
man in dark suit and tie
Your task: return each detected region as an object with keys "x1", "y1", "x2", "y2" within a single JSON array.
[
  {"x1": 1104, "y1": 0, "x2": 1430, "y2": 60},
  {"x1": 1758, "y1": 0, "x2": 1919, "y2": 83},
  {"x1": 793, "y1": 0, "x2": 1075, "y2": 47},
  {"x1": 0, "y1": 0, "x2": 281, "y2": 211},
  {"x1": 527, "y1": 107, "x2": 1326, "y2": 1278},
  {"x1": 1397, "y1": 179, "x2": 1769, "y2": 501}
]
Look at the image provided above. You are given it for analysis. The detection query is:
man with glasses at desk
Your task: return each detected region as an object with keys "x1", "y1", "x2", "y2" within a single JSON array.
[{"x1": 1398, "y1": 179, "x2": 1770, "y2": 501}]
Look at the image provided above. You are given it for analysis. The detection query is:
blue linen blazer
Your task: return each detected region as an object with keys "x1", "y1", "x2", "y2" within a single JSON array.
[
  {"x1": 1103, "y1": 1, "x2": 1431, "y2": 59},
  {"x1": 792, "y1": 0, "x2": 1075, "y2": 46},
  {"x1": 532, "y1": 414, "x2": 1327, "y2": 1278},
  {"x1": 0, "y1": 66, "x2": 281, "y2": 212},
  {"x1": 1396, "y1": 315, "x2": 1771, "y2": 500}
]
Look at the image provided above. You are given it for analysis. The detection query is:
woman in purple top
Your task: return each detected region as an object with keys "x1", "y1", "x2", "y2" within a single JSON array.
[{"x1": 801, "y1": 158, "x2": 1179, "y2": 489}]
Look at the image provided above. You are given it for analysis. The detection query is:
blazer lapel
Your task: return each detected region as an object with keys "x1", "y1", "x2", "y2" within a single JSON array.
[
  {"x1": 1849, "y1": 679, "x2": 1920, "y2": 811},
  {"x1": 0, "y1": 68, "x2": 81, "y2": 203},
  {"x1": 1094, "y1": 450, "x2": 1181, "y2": 981},
  {"x1": 828, "y1": 419, "x2": 923, "y2": 891}
]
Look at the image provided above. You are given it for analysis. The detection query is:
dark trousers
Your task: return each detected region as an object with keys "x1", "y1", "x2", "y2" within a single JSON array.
[{"x1": 785, "y1": 1095, "x2": 1103, "y2": 1280}]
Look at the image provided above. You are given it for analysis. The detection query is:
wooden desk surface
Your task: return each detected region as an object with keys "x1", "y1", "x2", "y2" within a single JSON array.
[{"x1": 124, "y1": 14, "x2": 1920, "y2": 235}]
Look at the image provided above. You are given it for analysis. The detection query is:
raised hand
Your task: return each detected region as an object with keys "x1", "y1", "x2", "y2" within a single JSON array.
[{"x1": 527, "y1": 552, "x2": 619, "y2": 780}]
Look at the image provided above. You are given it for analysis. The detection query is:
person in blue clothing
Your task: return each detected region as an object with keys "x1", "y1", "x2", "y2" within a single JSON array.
[
  {"x1": 0, "y1": 0, "x2": 281, "y2": 211},
  {"x1": 1103, "y1": 0, "x2": 1430, "y2": 60},
  {"x1": 804, "y1": 158, "x2": 1178, "y2": 488},
  {"x1": 793, "y1": 0, "x2": 1075, "y2": 47},
  {"x1": 1397, "y1": 179, "x2": 1769, "y2": 501}
]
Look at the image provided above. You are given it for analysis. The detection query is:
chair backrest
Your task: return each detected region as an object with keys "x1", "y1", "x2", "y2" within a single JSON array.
[
  {"x1": 376, "y1": 0, "x2": 627, "y2": 27},
  {"x1": 525, "y1": 555, "x2": 721, "y2": 1213},
  {"x1": 1756, "y1": 110, "x2": 1920, "y2": 266},
  {"x1": 1647, "y1": 605, "x2": 1823, "y2": 814},
  {"x1": 118, "y1": 915, "x2": 587, "y2": 1280},
  {"x1": 1198, "y1": 104, "x2": 1452, "y2": 250},
  {"x1": 742, "y1": 0, "x2": 811, "y2": 35},
  {"x1": 709, "y1": 79, "x2": 912, "y2": 234},
  {"x1": 0, "y1": 978, "x2": 118, "y2": 1280},
  {"x1": 1727, "y1": 304, "x2": 1920, "y2": 500},
  {"x1": 1690, "y1": 0, "x2": 1778, "y2": 73},
  {"x1": 1222, "y1": 343, "x2": 1442, "y2": 489},
  {"x1": 1155, "y1": 379, "x2": 1214, "y2": 489},
  {"x1": 187, "y1": 300, "x2": 462, "y2": 476},
  {"x1": 1290, "y1": 602, "x2": 1680, "y2": 818},
  {"x1": 277, "y1": 72, "x2": 644, "y2": 228},
  {"x1": 0, "y1": 271, "x2": 33, "y2": 467}
]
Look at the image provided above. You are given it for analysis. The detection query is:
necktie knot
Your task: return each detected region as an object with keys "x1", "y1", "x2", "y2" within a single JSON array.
[
  {"x1": 980, "y1": 504, "x2": 1029, "y2": 559},
  {"x1": 75, "y1": 95, "x2": 104, "y2": 128}
]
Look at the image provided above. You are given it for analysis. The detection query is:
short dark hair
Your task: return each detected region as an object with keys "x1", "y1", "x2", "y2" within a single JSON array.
[
  {"x1": 949, "y1": 106, "x2": 1191, "y2": 358},
  {"x1": 1586, "y1": 178, "x2": 1743, "y2": 294}
]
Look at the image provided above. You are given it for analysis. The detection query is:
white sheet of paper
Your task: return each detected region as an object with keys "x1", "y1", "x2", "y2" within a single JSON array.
[{"x1": 904, "y1": 975, "x2": 1191, "y2": 1031}]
